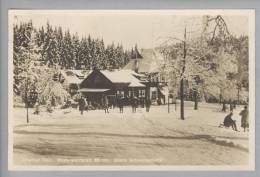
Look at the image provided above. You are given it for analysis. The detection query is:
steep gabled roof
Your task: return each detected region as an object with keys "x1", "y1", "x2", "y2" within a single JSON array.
[{"x1": 123, "y1": 49, "x2": 163, "y2": 73}]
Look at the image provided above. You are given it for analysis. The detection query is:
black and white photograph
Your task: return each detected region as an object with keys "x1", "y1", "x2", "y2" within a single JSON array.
[{"x1": 8, "y1": 10, "x2": 255, "y2": 170}]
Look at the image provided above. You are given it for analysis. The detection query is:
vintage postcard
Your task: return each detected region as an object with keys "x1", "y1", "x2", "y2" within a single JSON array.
[{"x1": 8, "y1": 10, "x2": 255, "y2": 170}]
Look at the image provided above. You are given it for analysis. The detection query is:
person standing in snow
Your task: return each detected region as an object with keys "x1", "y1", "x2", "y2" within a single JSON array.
[
  {"x1": 79, "y1": 96, "x2": 86, "y2": 115},
  {"x1": 103, "y1": 96, "x2": 109, "y2": 113},
  {"x1": 240, "y1": 106, "x2": 249, "y2": 132},
  {"x1": 118, "y1": 96, "x2": 124, "y2": 113},
  {"x1": 34, "y1": 99, "x2": 40, "y2": 115},
  {"x1": 131, "y1": 97, "x2": 135, "y2": 113},
  {"x1": 222, "y1": 100, "x2": 227, "y2": 112}
]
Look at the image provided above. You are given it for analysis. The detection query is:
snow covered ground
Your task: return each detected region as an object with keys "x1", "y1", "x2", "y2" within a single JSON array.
[{"x1": 12, "y1": 102, "x2": 249, "y2": 166}]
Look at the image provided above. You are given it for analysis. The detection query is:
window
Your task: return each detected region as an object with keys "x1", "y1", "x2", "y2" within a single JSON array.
[
  {"x1": 133, "y1": 90, "x2": 138, "y2": 97},
  {"x1": 138, "y1": 90, "x2": 142, "y2": 97},
  {"x1": 139, "y1": 90, "x2": 145, "y2": 98},
  {"x1": 128, "y1": 90, "x2": 132, "y2": 97},
  {"x1": 117, "y1": 90, "x2": 124, "y2": 98},
  {"x1": 151, "y1": 91, "x2": 157, "y2": 100}
]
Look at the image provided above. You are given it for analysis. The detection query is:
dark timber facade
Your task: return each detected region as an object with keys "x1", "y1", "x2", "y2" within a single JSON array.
[{"x1": 79, "y1": 69, "x2": 147, "y2": 106}]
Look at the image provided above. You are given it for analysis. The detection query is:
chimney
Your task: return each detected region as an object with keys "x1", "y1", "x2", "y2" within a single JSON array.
[{"x1": 134, "y1": 59, "x2": 139, "y2": 73}]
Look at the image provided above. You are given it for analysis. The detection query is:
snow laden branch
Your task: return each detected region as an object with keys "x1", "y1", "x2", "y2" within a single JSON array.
[{"x1": 157, "y1": 15, "x2": 245, "y2": 114}]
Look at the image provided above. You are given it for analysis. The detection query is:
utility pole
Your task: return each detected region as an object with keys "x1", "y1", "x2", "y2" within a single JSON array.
[
  {"x1": 175, "y1": 97, "x2": 177, "y2": 111},
  {"x1": 194, "y1": 76, "x2": 199, "y2": 110},
  {"x1": 194, "y1": 88, "x2": 198, "y2": 110},
  {"x1": 180, "y1": 27, "x2": 187, "y2": 120}
]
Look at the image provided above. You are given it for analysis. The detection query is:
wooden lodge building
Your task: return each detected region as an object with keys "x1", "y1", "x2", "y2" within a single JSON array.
[
  {"x1": 56, "y1": 49, "x2": 170, "y2": 106},
  {"x1": 79, "y1": 69, "x2": 147, "y2": 106}
]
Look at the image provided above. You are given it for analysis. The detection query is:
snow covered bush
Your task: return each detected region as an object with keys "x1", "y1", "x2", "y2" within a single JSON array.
[{"x1": 39, "y1": 80, "x2": 70, "y2": 105}]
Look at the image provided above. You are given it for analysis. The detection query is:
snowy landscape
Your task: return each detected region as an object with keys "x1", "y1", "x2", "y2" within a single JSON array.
[
  {"x1": 13, "y1": 102, "x2": 249, "y2": 166},
  {"x1": 9, "y1": 10, "x2": 252, "y2": 168}
]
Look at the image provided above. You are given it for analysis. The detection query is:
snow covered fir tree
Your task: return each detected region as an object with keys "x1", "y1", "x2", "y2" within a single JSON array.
[
  {"x1": 13, "y1": 16, "x2": 249, "y2": 116},
  {"x1": 13, "y1": 21, "x2": 135, "y2": 107}
]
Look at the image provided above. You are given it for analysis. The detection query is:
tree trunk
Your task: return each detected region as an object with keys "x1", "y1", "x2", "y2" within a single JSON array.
[
  {"x1": 26, "y1": 103, "x2": 29, "y2": 123},
  {"x1": 222, "y1": 101, "x2": 226, "y2": 112},
  {"x1": 180, "y1": 79, "x2": 184, "y2": 120},
  {"x1": 180, "y1": 27, "x2": 186, "y2": 120},
  {"x1": 194, "y1": 89, "x2": 198, "y2": 110},
  {"x1": 25, "y1": 74, "x2": 29, "y2": 124}
]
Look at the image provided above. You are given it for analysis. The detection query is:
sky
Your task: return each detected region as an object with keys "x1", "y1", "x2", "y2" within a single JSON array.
[{"x1": 11, "y1": 10, "x2": 250, "y2": 49}]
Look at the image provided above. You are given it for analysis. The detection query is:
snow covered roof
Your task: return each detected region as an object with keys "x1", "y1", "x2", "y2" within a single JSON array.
[
  {"x1": 71, "y1": 70, "x2": 83, "y2": 77},
  {"x1": 128, "y1": 82, "x2": 145, "y2": 88},
  {"x1": 79, "y1": 88, "x2": 110, "y2": 93},
  {"x1": 123, "y1": 48, "x2": 163, "y2": 73},
  {"x1": 99, "y1": 70, "x2": 146, "y2": 87},
  {"x1": 60, "y1": 70, "x2": 90, "y2": 84},
  {"x1": 66, "y1": 76, "x2": 82, "y2": 84}
]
